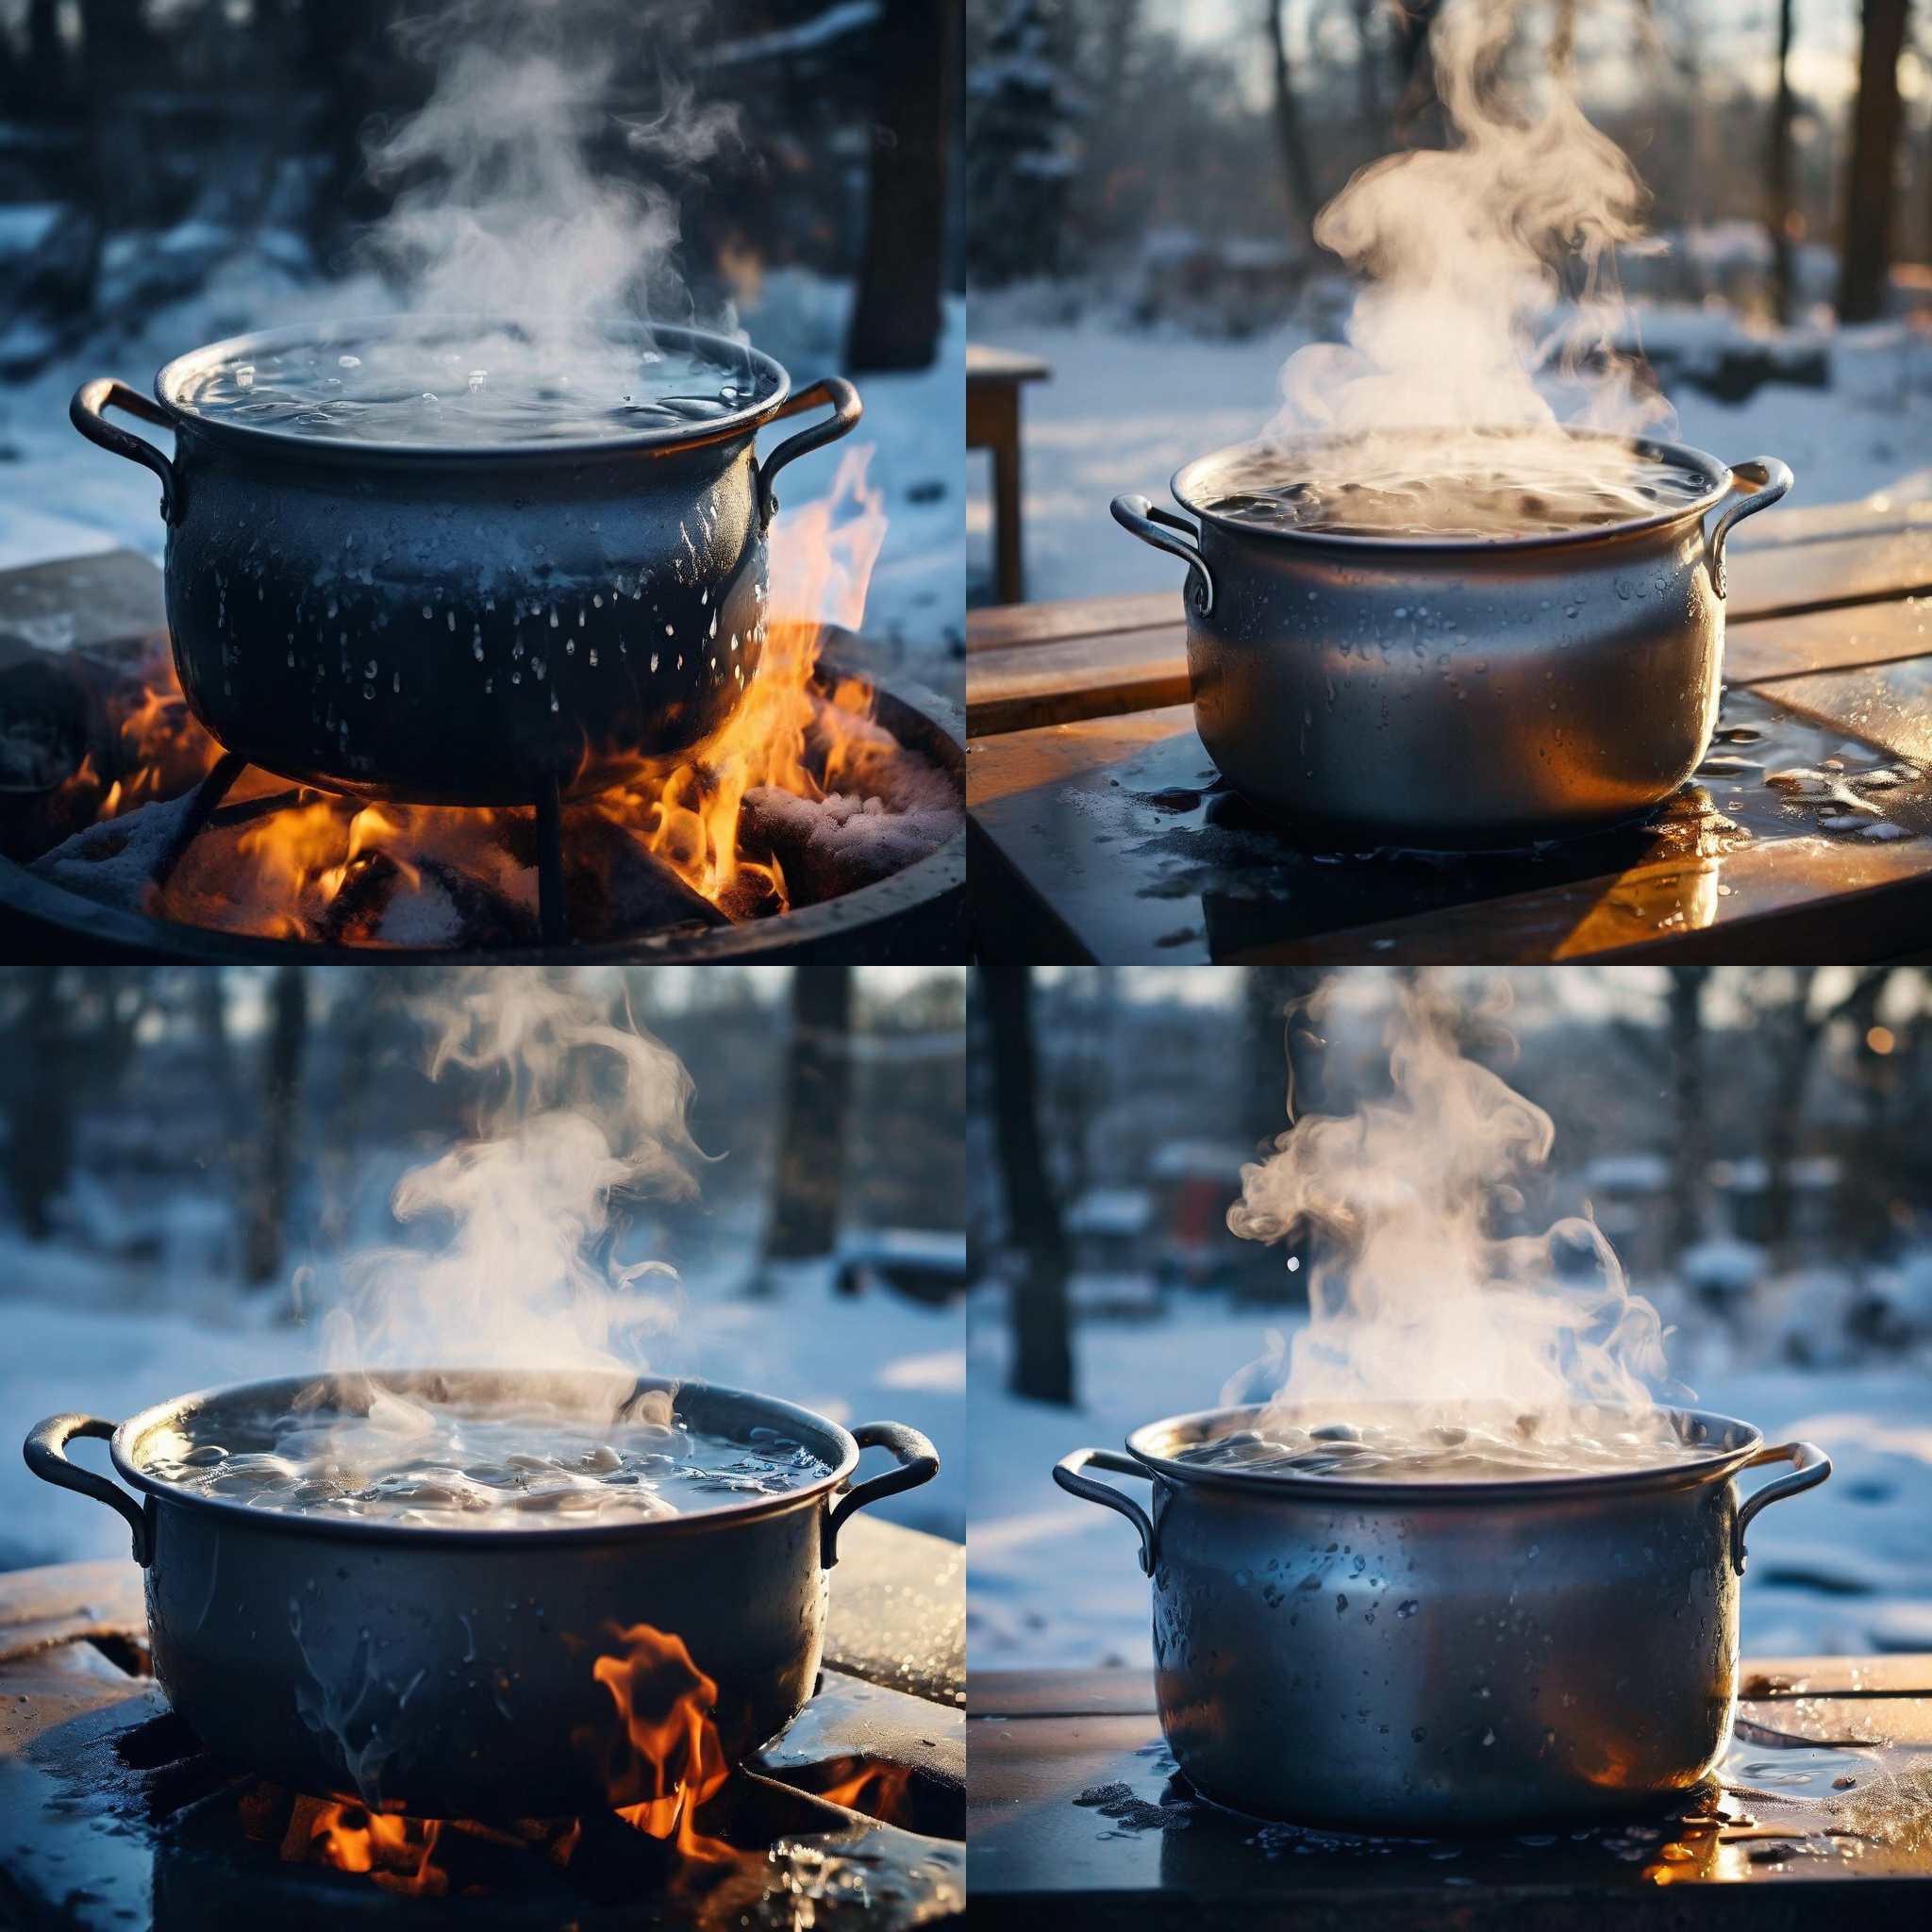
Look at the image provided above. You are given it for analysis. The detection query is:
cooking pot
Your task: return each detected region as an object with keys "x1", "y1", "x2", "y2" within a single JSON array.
[
  {"x1": 71, "y1": 319, "x2": 860, "y2": 805},
  {"x1": 1111, "y1": 436, "x2": 1793, "y2": 845},
  {"x1": 25, "y1": 1370, "x2": 935, "y2": 1815},
  {"x1": 1055, "y1": 1402, "x2": 1829, "y2": 1830}
]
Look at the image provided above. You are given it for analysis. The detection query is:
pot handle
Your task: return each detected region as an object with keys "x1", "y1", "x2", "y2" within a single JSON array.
[
  {"x1": 1733, "y1": 1439, "x2": 1829, "y2": 1574},
  {"x1": 824, "y1": 1419, "x2": 939, "y2": 1567},
  {"x1": 1054, "y1": 1446, "x2": 1158, "y2": 1575},
  {"x1": 1706, "y1": 457, "x2": 1793, "y2": 600},
  {"x1": 1110, "y1": 495, "x2": 1215, "y2": 616},
  {"x1": 23, "y1": 1414, "x2": 152, "y2": 1566},
  {"x1": 71, "y1": 379, "x2": 182, "y2": 526},
  {"x1": 757, "y1": 376, "x2": 862, "y2": 527}
]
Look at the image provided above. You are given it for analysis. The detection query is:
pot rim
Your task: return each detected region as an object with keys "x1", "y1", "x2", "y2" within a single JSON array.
[
  {"x1": 107, "y1": 1369, "x2": 862, "y2": 1548},
  {"x1": 1125, "y1": 1402, "x2": 1767, "y2": 1505},
  {"x1": 1170, "y1": 432, "x2": 1735, "y2": 556},
  {"x1": 154, "y1": 316, "x2": 793, "y2": 464}
]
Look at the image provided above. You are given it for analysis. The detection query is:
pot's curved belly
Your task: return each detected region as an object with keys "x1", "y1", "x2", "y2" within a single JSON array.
[
  {"x1": 1148, "y1": 1480, "x2": 1740, "y2": 1830},
  {"x1": 1186, "y1": 525, "x2": 1724, "y2": 846},
  {"x1": 142, "y1": 1496, "x2": 827, "y2": 1816},
  {"x1": 163, "y1": 435, "x2": 770, "y2": 804}
]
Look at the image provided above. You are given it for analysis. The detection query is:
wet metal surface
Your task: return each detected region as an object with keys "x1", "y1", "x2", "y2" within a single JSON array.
[
  {"x1": 968, "y1": 1665, "x2": 1932, "y2": 1929},
  {"x1": 970, "y1": 686, "x2": 1932, "y2": 962}
]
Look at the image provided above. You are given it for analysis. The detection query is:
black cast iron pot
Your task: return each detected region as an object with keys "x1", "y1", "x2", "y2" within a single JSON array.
[
  {"x1": 25, "y1": 1370, "x2": 937, "y2": 1816},
  {"x1": 71, "y1": 319, "x2": 860, "y2": 805}
]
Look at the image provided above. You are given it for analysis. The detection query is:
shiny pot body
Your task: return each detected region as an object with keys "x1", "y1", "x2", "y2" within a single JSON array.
[
  {"x1": 71, "y1": 322, "x2": 860, "y2": 805},
  {"x1": 1112, "y1": 440, "x2": 1792, "y2": 847},
  {"x1": 26, "y1": 1372, "x2": 936, "y2": 1816},
  {"x1": 1056, "y1": 1405, "x2": 1829, "y2": 1830}
]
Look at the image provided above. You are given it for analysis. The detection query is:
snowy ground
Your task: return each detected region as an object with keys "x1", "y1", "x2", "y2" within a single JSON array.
[
  {"x1": 0, "y1": 1228, "x2": 965, "y2": 1573},
  {"x1": 968, "y1": 1285, "x2": 1932, "y2": 1671},
  {"x1": 0, "y1": 261, "x2": 964, "y2": 672},
  {"x1": 965, "y1": 294, "x2": 1932, "y2": 605}
]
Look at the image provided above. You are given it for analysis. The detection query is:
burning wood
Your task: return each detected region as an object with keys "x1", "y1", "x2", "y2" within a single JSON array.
[{"x1": 24, "y1": 453, "x2": 957, "y2": 946}]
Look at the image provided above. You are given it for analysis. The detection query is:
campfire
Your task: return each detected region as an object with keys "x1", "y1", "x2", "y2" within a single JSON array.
[{"x1": 19, "y1": 452, "x2": 958, "y2": 948}]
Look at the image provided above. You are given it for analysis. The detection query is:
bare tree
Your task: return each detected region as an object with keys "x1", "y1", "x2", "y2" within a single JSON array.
[
  {"x1": 1266, "y1": 0, "x2": 1321, "y2": 234},
  {"x1": 984, "y1": 966, "x2": 1074, "y2": 1406},
  {"x1": 9, "y1": 971, "x2": 75, "y2": 1241},
  {"x1": 1838, "y1": 0, "x2": 1909, "y2": 323},
  {"x1": 244, "y1": 964, "x2": 309, "y2": 1287},
  {"x1": 1767, "y1": 0, "x2": 1798, "y2": 323},
  {"x1": 1665, "y1": 969, "x2": 1709, "y2": 1263},
  {"x1": 1244, "y1": 967, "x2": 1326, "y2": 1148},
  {"x1": 761, "y1": 967, "x2": 855, "y2": 1269},
  {"x1": 847, "y1": 0, "x2": 957, "y2": 371}
]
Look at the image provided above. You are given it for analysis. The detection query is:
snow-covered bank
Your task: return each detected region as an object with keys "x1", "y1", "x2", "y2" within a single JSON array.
[
  {"x1": 967, "y1": 1286, "x2": 1932, "y2": 1669},
  {"x1": 964, "y1": 299, "x2": 1932, "y2": 605}
]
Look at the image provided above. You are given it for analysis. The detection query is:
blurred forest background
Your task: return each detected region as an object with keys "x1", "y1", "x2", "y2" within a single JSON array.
[
  {"x1": 962, "y1": 1, "x2": 1932, "y2": 602},
  {"x1": 967, "y1": 0, "x2": 1926, "y2": 325},
  {"x1": 0, "y1": 0, "x2": 959, "y2": 377},
  {"x1": 968, "y1": 965, "x2": 1932, "y2": 1666},
  {"x1": 0, "y1": 964, "x2": 969, "y2": 1563}
]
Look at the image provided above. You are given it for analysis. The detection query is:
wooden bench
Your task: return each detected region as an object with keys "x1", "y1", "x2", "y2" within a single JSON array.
[{"x1": 967, "y1": 342, "x2": 1052, "y2": 606}]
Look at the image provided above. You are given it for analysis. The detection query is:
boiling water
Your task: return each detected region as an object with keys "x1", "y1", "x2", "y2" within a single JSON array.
[
  {"x1": 1174, "y1": 1410, "x2": 1710, "y2": 1481},
  {"x1": 142, "y1": 1397, "x2": 834, "y2": 1526},
  {"x1": 1200, "y1": 438, "x2": 1711, "y2": 541},
  {"x1": 179, "y1": 329, "x2": 776, "y2": 446}
]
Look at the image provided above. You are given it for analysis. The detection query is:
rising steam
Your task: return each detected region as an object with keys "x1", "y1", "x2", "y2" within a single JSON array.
[
  {"x1": 367, "y1": 0, "x2": 737, "y2": 338},
  {"x1": 320, "y1": 968, "x2": 700, "y2": 1385},
  {"x1": 1258, "y1": 0, "x2": 1677, "y2": 536},
  {"x1": 1225, "y1": 976, "x2": 1676, "y2": 1448}
]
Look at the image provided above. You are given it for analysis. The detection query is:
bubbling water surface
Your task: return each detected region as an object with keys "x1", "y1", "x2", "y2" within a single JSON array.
[
  {"x1": 1199, "y1": 434, "x2": 1712, "y2": 541},
  {"x1": 178, "y1": 326, "x2": 776, "y2": 446},
  {"x1": 1174, "y1": 1407, "x2": 1712, "y2": 1482},
  {"x1": 142, "y1": 1395, "x2": 833, "y2": 1526}
]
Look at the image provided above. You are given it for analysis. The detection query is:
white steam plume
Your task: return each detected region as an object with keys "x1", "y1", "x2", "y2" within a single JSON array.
[
  {"x1": 319, "y1": 968, "x2": 700, "y2": 1390},
  {"x1": 1260, "y1": 0, "x2": 1675, "y2": 534},
  {"x1": 362, "y1": 1, "x2": 740, "y2": 361},
  {"x1": 1225, "y1": 975, "x2": 1674, "y2": 1442}
]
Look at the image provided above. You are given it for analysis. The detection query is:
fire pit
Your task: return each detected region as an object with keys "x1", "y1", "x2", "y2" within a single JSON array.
[
  {"x1": 0, "y1": 1546, "x2": 963, "y2": 1929},
  {"x1": 0, "y1": 551, "x2": 963, "y2": 959},
  {"x1": 25, "y1": 1371, "x2": 938, "y2": 1817}
]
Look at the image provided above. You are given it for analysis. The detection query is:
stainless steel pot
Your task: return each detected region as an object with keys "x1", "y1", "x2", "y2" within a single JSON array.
[
  {"x1": 25, "y1": 1370, "x2": 936, "y2": 1816},
  {"x1": 1111, "y1": 437, "x2": 1793, "y2": 846},
  {"x1": 1055, "y1": 1402, "x2": 1829, "y2": 1830},
  {"x1": 71, "y1": 319, "x2": 860, "y2": 805}
]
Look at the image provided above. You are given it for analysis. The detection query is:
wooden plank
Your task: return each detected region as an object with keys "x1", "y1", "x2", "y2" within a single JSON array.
[
  {"x1": 966, "y1": 342, "x2": 1053, "y2": 385},
  {"x1": 824, "y1": 1517, "x2": 966, "y2": 1709},
  {"x1": 970, "y1": 1670, "x2": 1156, "y2": 1719},
  {"x1": 967, "y1": 591, "x2": 1176, "y2": 654},
  {"x1": 1729, "y1": 595, "x2": 1932, "y2": 685},
  {"x1": 1754, "y1": 656, "x2": 1932, "y2": 765},
  {"x1": 969, "y1": 621, "x2": 1190, "y2": 735}
]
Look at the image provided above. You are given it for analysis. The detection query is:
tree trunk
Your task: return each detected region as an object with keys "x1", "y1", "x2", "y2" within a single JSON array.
[
  {"x1": 846, "y1": 0, "x2": 957, "y2": 372},
  {"x1": 761, "y1": 967, "x2": 855, "y2": 1267},
  {"x1": 983, "y1": 966, "x2": 1074, "y2": 1407},
  {"x1": 1768, "y1": 0, "x2": 1797, "y2": 323},
  {"x1": 26, "y1": 0, "x2": 64, "y2": 106},
  {"x1": 1244, "y1": 967, "x2": 1325, "y2": 1146},
  {"x1": 1666, "y1": 969, "x2": 1709, "y2": 1266},
  {"x1": 1391, "y1": 0, "x2": 1441, "y2": 142},
  {"x1": 244, "y1": 965, "x2": 309, "y2": 1287},
  {"x1": 1267, "y1": 0, "x2": 1321, "y2": 234},
  {"x1": 1838, "y1": 0, "x2": 1909, "y2": 323},
  {"x1": 10, "y1": 971, "x2": 74, "y2": 1241}
]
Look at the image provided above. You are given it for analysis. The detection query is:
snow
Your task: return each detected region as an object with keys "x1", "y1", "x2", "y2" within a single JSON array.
[
  {"x1": 1, "y1": 1236, "x2": 964, "y2": 1574},
  {"x1": 965, "y1": 293, "x2": 1932, "y2": 605},
  {"x1": 968, "y1": 1286, "x2": 1932, "y2": 1671},
  {"x1": 0, "y1": 265, "x2": 962, "y2": 675}
]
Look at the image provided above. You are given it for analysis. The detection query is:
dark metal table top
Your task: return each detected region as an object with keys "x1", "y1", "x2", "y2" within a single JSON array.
[{"x1": 968, "y1": 1664, "x2": 1932, "y2": 1929}]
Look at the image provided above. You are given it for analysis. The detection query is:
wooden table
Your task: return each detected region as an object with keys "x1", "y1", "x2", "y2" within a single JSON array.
[
  {"x1": 966, "y1": 501, "x2": 1932, "y2": 961},
  {"x1": 967, "y1": 342, "x2": 1052, "y2": 606},
  {"x1": 969, "y1": 1661, "x2": 1932, "y2": 1928}
]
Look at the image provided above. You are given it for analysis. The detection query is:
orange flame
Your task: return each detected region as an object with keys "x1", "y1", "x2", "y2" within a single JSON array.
[
  {"x1": 281, "y1": 1796, "x2": 448, "y2": 1897},
  {"x1": 581, "y1": 1620, "x2": 736, "y2": 1863}
]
